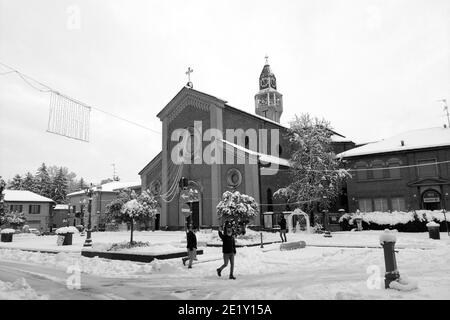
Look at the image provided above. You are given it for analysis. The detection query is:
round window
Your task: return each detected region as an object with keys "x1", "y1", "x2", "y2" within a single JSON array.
[{"x1": 227, "y1": 168, "x2": 242, "y2": 187}]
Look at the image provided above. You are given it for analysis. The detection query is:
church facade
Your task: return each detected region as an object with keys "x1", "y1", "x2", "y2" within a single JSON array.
[{"x1": 139, "y1": 61, "x2": 354, "y2": 230}]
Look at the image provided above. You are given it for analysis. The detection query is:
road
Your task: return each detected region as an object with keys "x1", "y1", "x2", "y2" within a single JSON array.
[{"x1": 0, "y1": 254, "x2": 365, "y2": 300}]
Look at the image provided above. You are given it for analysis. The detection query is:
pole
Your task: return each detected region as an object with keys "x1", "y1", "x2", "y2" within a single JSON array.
[
  {"x1": 83, "y1": 185, "x2": 93, "y2": 247},
  {"x1": 379, "y1": 230, "x2": 400, "y2": 289}
]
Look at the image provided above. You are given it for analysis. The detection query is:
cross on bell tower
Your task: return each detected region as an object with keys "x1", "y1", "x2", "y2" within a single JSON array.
[
  {"x1": 185, "y1": 67, "x2": 194, "y2": 89},
  {"x1": 254, "y1": 56, "x2": 283, "y2": 123}
]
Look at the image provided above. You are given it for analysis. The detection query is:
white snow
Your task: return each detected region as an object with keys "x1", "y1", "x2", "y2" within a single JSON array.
[
  {"x1": 55, "y1": 226, "x2": 79, "y2": 234},
  {"x1": 340, "y1": 210, "x2": 450, "y2": 226},
  {"x1": 1, "y1": 228, "x2": 16, "y2": 234},
  {"x1": 337, "y1": 126, "x2": 450, "y2": 158},
  {"x1": 67, "y1": 181, "x2": 141, "y2": 196},
  {"x1": 379, "y1": 229, "x2": 397, "y2": 243},
  {"x1": 2, "y1": 190, "x2": 54, "y2": 203},
  {"x1": 0, "y1": 278, "x2": 48, "y2": 300},
  {"x1": 220, "y1": 138, "x2": 291, "y2": 167},
  {"x1": 0, "y1": 230, "x2": 450, "y2": 299},
  {"x1": 426, "y1": 221, "x2": 440, "y2": 227}
]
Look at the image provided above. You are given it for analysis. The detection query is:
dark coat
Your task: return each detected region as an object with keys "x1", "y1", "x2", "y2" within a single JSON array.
[
  {"x1": 218, "y1": 230, "x2": 236, "y2": 254},
  {"x1": 186, "y1": 230, "x2": 197, "y2": 250},
  {"x1": 279, "y1": 217, "x2": 287, "y2": 230}
]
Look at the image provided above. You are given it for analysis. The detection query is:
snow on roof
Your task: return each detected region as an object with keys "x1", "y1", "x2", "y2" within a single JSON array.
[
  {"x1": 220, "y1": 139, "x2": 291, "y2": 167},
  {"x1": 3, "y1": 190, "x2": 55, "y2": 203},
  {"x1": 54, "y1": 204, "x2": 69, "y2": 210},
  {"x1": 66, "y1": 181, "x2": 141, "y2": 197},
  {"x1": 337, "y1": 127, "x2": 450, "y2": 158}
]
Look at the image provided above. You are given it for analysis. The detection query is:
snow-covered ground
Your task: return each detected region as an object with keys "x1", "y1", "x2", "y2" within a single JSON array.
[{"x1": 0, "y1": 230, "x2": 449, "y2": 299}]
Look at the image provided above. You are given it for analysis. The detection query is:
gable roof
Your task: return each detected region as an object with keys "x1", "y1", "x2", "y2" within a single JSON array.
[
  {"x1": 337, "y1": 127, "x2": 450, "y2": 158},
  {"x1": 139, "y1": 152, "x2": 162, "y2": 175},
  {"x1": 3, "y1": 190, "x2": 55, "y2": 203},
  {"x1": 66, "y1": 181, "x2": 141, "y2": 197}
]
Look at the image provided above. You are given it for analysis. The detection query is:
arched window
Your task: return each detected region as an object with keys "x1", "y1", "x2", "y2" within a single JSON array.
[
  {"x1": 371, "y1": 160, "x2": 385, "y2": 179},
  {"x1": 355, "y1": 161, "x2": 368, "y2": 181},
  {"x1": 387, "y1": 158, "x2": 402, "y2": 179},
  {"x1": 244, "y1": 136, "x2": 250, "y2": 149},
  {"x1": 267, "y1": 188, "x2": 273, "y2": 212}
]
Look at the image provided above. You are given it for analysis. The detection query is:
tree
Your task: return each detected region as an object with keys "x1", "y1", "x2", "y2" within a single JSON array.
[
  {"x1": 48, "y1": 166, "x2": 77, "y2": 193},
  {"x1": 108, "y1": 190, "x2": 157, "y2": 244},
  {"x1": 51, "y1": 167, "x2": 68, "y2": 204},
  {"x1": 0, "y1": 177, "x2": 6, "y2": 225},
  {"x1": 274, "y1": 113, "x2": 350, "y2": 219},
  {"x1": 22, "y1": 172, "x2": 37, "y2": 193},
  {"x1": 216, "y1": 190, "x2": 259, "y2": 234},
  {"x1": 35, "y1": 163, "x2": 52, "y2": 198},
  {"x1": 9, "y1": 174, "x2": 23, "y2": 190},
  {"x1": 78, "y1": 177, "x2": 87, "y2": 191}
]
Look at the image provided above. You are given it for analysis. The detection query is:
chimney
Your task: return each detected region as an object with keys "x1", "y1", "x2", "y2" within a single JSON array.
[{"x1": 401, "y1": 140, "x2": 405, "y2": 146}]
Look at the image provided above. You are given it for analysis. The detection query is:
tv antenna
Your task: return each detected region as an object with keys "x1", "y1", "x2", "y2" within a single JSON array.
[{"x1": 438, "y1": 99, "x2": 449, "y2": 127}]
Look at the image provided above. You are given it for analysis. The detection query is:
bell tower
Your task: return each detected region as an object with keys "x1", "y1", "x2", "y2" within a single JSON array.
[{"x1": 254, "y1": 56, "x2": 283, "y2": 123}]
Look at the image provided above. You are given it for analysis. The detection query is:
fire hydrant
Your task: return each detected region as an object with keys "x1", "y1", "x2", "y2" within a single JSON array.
[{"x1": 379, "y1": 229, "x2": 400, "y2": 289}]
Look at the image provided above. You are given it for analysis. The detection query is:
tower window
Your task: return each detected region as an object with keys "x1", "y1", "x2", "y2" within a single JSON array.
[{"x1": 245, "y1": 136, "x2": 249, "y2": 149}]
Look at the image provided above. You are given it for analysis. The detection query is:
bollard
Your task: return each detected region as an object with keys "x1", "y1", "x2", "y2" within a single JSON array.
[
  {"x1": 426, "y1": 222, "x2": 440, "y2": 240},
  {"x1": 260, "y1": 232, "x2": 264, "y2": 248},
  {"x1": 379, "y1": 230, "x2": 400, "y2": 289}
]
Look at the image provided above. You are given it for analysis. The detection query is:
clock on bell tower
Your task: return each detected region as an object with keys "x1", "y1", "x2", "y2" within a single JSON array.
[{"x1": 254, "y1": 56, "x2": 283, "y2": 123}]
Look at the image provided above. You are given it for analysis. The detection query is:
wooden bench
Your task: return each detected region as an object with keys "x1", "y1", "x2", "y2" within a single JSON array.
[{"x1": 280, "y1": 241, "x2": 306, "y2": 251}]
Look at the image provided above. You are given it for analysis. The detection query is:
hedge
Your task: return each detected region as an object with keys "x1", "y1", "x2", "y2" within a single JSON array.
[{"x1": 339, "y1": 210, "x2": 450, "y2": 232}]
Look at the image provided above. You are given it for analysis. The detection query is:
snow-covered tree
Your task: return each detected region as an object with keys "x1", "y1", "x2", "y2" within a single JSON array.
[
  {"x1": 9, "y1": 174, "x2": 23, "y2": 190},
  {"x1": 78, "y1": 177, "x2": 88, "y2": 191},
  {"x1": 51, "y1": 167, "x2": 68, "y2": 204},
  {"x1": 274, "y1": 113, "x2": 350, "y2": 216},
  {"x1": 21, "y1": 172, "x2": 37, "y2": 193},
  {"x1": 35, "y1": 163, "x2": 52, "y2": 198},
  {"x1": 107, "y1": 190, "x2": 158, "y2": 244},
  {"x1": 216, "y1": 190, "x2": 259, "y2": 234}
]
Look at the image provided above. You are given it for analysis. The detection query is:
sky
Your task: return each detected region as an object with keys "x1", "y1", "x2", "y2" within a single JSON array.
[{"x1": 0, "y1": 0, "x2": 449, "y2": 184}]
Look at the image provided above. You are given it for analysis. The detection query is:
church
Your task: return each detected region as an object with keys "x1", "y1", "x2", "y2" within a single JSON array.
[{"x1": 139, "y1": 59, "x2": 354, "y2": 230}]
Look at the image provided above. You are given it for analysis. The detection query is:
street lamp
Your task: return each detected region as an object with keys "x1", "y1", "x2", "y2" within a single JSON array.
[{"x1": 83, "y1": 184, "x2": 94, "y2": 247}]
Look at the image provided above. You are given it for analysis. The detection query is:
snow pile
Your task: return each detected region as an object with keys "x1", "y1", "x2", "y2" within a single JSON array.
[
  {"x1": 379, "y1": 229, "x2": 397, "y2": 243},
  {"x1": 389, "y1": 277, "x2": 419, "y2": 292},
  {"x1": 0, "y1": 278, "x2": 48, "y2": 300},
  {"x1": 55, "y1": 227, "x2": 79, "y2": 234},
  {"x1": 426, "y1": 221, "x2": 440, "y2": 227},
  {"x1": 1, "y1": 228, "x2": 16, "y2": 234}
]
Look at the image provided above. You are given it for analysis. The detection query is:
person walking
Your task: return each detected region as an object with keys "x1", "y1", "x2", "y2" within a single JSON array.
[
  {"x1": 216, "y1": 223, "x2": 237, "y2": 280},
  {"x1": 186, "y1": 224, "x2": 197, "y2": 269},
  {"x1": 279, "y1": 215, "x2": 287, "y2": 242}
]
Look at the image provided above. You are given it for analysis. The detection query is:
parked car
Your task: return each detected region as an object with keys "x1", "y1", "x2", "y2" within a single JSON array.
[{"x1": 28, "y1": 228, "x2": 41, "y2": 236}]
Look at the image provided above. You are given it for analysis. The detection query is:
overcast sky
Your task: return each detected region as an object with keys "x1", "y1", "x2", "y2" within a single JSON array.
[{"x1": 0, "y1": 0, "x2": 449, "y2": 184}]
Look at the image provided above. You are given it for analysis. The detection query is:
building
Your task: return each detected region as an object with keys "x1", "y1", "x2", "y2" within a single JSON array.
[
  {"x1": 66, "y1": 181, "x2": 141, "y2": 230},
  {"x1": 2, "y1": 190, "x2": 55, "y2": 231},
  {"x1": 51, "y1": 204, "x2": 70, "y2": 229},
  {"x1": 139, "y1": 59, "x2": 355, "y2": 230},
  {"x1": 337, "y1": 126, "x2": 450, "y2": 212}
]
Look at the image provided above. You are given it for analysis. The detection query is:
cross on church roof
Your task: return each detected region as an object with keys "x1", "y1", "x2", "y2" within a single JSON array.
[
  {"x1": 265, "y1": 55, "x2": 269, "y2": 65},
  {"x1": 185, "y1": 67, "x2": 194, "y2": 88}
]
